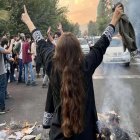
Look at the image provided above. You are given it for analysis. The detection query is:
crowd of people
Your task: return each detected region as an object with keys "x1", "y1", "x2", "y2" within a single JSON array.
[{"x1": 0, "y1": 23, "x2": 64, "y2": 114}]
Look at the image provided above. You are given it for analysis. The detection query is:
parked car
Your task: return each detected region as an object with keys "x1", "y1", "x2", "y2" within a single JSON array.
[
  {"x1": 93, "y1": 36, "x2": 100, "y2": 45},
  {"x1": 78, "y1": 38, "x2": 90, "y2": 55},
  {"x1": 103, "y1": 37, "x2": 131, "y2": 66}
]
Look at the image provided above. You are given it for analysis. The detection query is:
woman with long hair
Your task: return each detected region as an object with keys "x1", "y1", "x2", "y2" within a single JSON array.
[{"x1": 21, "y1": 5, "x2": 123, "y2": 140}]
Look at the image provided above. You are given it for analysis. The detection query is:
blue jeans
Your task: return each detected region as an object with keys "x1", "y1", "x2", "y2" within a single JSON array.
[
  {"x1": 18, "y1": 59, "x2": 24, "y2": 82},
  {"x1": 24, "y1": 62, "x2": 35, "y2": 84},
  {"x1": 5, "y1": 70, "x2": 9, "y2": 97},
  {"x1": 0, "y1": 74, "x2": 6, "y2": 110}
]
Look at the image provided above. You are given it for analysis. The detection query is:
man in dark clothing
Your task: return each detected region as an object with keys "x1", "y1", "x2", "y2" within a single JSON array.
[
  {"x1": 10, "y1": 36, "x2": 18, "y2": 82},
  {"x1": 42, "y1": 28, "x2": 61, "y2": 124},
  {"x1": 13, "y1": 33, "x2": 25, "y2": 83}
]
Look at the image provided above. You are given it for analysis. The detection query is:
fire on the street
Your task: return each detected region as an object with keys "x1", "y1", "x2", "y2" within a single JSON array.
[
  {"x1": 0, "y1": 111, "x2": 140, "y2": 140},
  {"x1": 97, "y1": 111, "x2": 140, "y2": 140}
]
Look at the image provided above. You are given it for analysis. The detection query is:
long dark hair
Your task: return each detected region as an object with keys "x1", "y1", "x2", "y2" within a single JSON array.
[{"x1": 53, "y1": 32, "x2": 85, "y2": 137}]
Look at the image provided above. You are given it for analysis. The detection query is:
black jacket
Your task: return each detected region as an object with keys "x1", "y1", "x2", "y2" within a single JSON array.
[{"x1": 32, "y1": 25, "x2": 114, "y2": 140}]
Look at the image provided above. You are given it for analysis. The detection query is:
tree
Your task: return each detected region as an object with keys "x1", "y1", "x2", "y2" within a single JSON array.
[
  {"x1": 59, "y1": 14, "x2": 75, "y2": 32},
  {"x1": 0, "y1": 0, "x2": 81, "y2": 36},
  {"x1": 0, "y1": 0, "x2": 10, "y2": 35},
  {"x1": 96, "y1": 0, "x2": 112, "y2": 34},
  {"x1": 88, "y1": 20, "x2": 97, "y2": 36},
  {"x1": 0, "y1": 0, "x2": 74, "y2": 35},
  {"x1": 73, "y1": 23, "x2": 81, "y2": 37},
  {"x1": 51, "y1": 14, "x2": 81, "y2": 35},
  {"x1": 8, "y1": 0, "x2": 67, "y2": 34},
  {"x1": 83, "y1": 30, "x2": 88, "y2": 37}
]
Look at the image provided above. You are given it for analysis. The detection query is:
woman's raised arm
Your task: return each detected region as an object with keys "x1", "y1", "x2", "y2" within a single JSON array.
[
  {"x1": 21, "y1": 5, "x2": 36, "y2": 32},
  {"x1": 21, "y1": 5, "x2": 54, "y2": 76}
]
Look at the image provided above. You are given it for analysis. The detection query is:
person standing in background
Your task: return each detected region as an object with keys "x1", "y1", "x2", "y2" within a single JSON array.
[
  {"x1": 0, "y1": 39, "x2": 15, "y2": 114},
  {"x1": 31, "y1": 40, "x2": 37, "y2": 68},
  {"x1": 1, "y1": 38, "x2": 14, "y2": 99},
  {"x1": 13, "y1": 33, "x2": 25, "y2": 83},
  {"x1": 22, "y1": 34, "x2": 37, "y2": 86}
]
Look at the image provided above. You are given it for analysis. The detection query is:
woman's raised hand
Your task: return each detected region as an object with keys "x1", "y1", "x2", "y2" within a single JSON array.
[
  {"x1": 47, "y1": 26, "x2": 51, "y2": 35},
  {"x1": 21, "y1": 5, "x2": 31, "y2": 25},
  {"x1": 21, "y1": 5, "x2": 36, "y2": 32},
  {"x1": 110, "y1": 4, "x2": 124, "y2": 26}
]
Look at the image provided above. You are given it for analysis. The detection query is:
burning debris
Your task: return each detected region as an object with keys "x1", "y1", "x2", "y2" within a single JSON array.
[
  {"x1": 97, "y1": 111, "x2": 140, "y2": 140},
  {"x1": 0, "y1": 121, "x2": 48, "y2": 140},
  {"x1": 0, "y1": 113, "x2": 139, "y2": 140}
]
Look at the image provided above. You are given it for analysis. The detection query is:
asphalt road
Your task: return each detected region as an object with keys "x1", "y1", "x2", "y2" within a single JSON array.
[
  {"x1": 94, "y1": 63, "x2": 140, "y2": 134},
  {"x1": 0, "y1": 61, "x2": 140, "y2": 134}
]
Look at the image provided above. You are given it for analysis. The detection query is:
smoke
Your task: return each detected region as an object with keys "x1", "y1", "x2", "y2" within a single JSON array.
[
  {"x1": 126, "y1": 0, "x2": 140, "y2": 49},
  {"x1": 101, "y1": 66, "x2": 136, "y2": 132}
]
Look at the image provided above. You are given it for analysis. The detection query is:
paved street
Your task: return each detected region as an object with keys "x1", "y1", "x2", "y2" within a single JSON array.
[
  {"x1": 0, "y1": 79, "x2": 47, "y2": 124},
  {"x1": 94, "y1": 62, "x2": 140, "y2": 134},
  {"x1": 0, "y1": 60, "x2": 140, "y2": 135}
]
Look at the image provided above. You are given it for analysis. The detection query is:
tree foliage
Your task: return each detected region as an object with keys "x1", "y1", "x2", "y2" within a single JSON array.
[
  {"x1": 59, "y1": 15, "x2": 75, "y2": 32},
  {"x1": 0, "y1": 0, "x2": 80, "y2": 36},
  {"x1": 73, "y1": 23, "x2": 81, "y2": 37},
  {"x1": 96, "y1": 0, "x2": 112, "y2": 35},
  {"x1": 88, "y1": 20, "x2": 97, "y2": 36}
]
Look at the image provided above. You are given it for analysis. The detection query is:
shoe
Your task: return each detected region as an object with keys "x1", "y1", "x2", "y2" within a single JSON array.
[
  {"x1": 0, "y1": 108, "x2": 10, "y2": 115},
  {"x1": 0, "y1": 109, "x2": 6, "y2": 114},
  {"x1": 5, "y1": 94, "x2": 12, "y2": 100},
  {"x1": 10, "y1": 78, "x2": 16, "y2": 83},
  {"x1": 42, "y1": 83, "x2": 47, "y2": 88},
  {"x1": 31, "y1": 81, "x2": 37, "y2": 86},
  {"x1": 36, "y1": 74, "x2": 40, "y2": 78},
  {"x1": 26, "y1": 80, "x2": 30, "y2": 86},
  {"x1": 17, "y1": 80, "x2": 25, "y2": 84}
]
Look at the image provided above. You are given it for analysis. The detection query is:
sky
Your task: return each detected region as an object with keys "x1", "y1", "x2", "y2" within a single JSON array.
[{"x1": 59, "y1": 0, "x2": 99, "y2": 26}]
